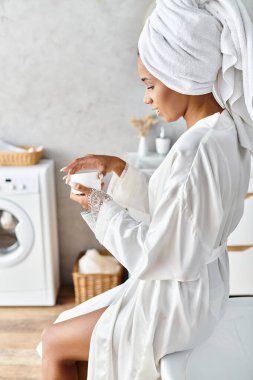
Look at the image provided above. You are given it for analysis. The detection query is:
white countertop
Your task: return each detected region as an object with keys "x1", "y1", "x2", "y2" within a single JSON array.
[{"x1": 124, "y1": 152, "x2": 166, "y2": 170}]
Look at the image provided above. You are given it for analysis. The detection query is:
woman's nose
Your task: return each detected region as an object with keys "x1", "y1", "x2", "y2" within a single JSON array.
[{"x1": 143, "y1": 94, "x2": 153, "y2": 105}]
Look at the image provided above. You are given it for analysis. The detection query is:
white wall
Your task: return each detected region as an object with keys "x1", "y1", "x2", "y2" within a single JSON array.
[{"x1": 0, "y1": 0, "x2": 186, "y2": 283}]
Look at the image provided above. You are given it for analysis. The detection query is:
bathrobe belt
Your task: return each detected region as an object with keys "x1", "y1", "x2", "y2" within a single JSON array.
[{"x1": 206, "y1": 241, "x2": 228, "y2": 265}]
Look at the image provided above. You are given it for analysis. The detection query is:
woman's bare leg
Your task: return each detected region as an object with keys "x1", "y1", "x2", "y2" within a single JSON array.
[{"x1": 41, "y1": 306, "x2": 108, "y2": 380}]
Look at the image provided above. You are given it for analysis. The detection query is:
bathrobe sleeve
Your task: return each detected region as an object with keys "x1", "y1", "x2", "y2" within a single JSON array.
[
  {"x1": 107, "y1": 164, "x2": 149, "y2": 213},
  {"x1": 82, "y1": 140, "x2": 224, "y2": 281}
]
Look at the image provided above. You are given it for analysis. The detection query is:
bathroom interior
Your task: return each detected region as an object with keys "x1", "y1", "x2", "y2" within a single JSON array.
[{"x1": 0, "y1": 0, "x2": 253, "y2": 379}]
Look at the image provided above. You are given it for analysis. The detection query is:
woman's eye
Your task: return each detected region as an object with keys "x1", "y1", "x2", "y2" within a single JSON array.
[{"x1": 147, "y1": 86, "x2": 154, "y2": 90}]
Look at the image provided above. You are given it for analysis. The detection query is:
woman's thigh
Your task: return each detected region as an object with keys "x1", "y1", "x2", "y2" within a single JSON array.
[{"x1": 42, "y1": 306, "x2": 108, "y2": 362}]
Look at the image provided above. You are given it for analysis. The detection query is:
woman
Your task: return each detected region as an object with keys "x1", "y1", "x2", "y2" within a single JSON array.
[{"x1": 38, "y1": 0, "x2": 253, "y2": 379}]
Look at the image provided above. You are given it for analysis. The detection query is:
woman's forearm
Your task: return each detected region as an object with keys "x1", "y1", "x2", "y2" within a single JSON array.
[{"x1": 112, "y1": 157, "x2": 127, "y2": 177}]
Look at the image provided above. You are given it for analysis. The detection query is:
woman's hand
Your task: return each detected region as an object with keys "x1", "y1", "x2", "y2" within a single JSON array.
[
  {"x1": 60, "y1": 154, "x2": 126, "y2": 184},
  {"x1": 69, "y1": 183, "x2": 92, "y2": 210},
  {"x1": 69, "y1": 183, "x2": 112, "y2": 212}
]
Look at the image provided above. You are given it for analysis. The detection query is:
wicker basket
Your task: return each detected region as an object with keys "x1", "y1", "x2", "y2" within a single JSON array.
[
  {"x1": 72, "y1": 250, "x2": 124, "y2": 305},
  {"x1": 0, "y1": 145, "x2": 44, "y2": 166}
]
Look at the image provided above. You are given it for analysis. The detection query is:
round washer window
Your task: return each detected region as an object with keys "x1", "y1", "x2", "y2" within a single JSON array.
[
  {"x1": 0, "y1": 199, "x2": 34, "y2": 267},
  {"x1": 0, "y1": 210, "x2": 19, "y2": 255}
]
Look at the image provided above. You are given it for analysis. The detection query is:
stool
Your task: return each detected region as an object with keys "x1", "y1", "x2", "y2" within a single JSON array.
[{"x1": 161, "y1": 297, "x2": 253, "y2": 380}]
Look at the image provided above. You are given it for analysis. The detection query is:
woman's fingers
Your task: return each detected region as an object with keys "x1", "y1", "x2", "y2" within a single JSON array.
[
  {"x1": 66, "y1": 169, "x2": 72, "y2": 184},
  {"x1": 69, "y1": 182, "x2": 91, "y2": 195},
  {"x1": 69, "y1": 192, "x2": 89, "y2": 210},
  {"x1": 60, "y1": 157, "x2": 83, "y2": 172},
  {"x1": 69, "y1": 184, "x2": 92, "y2": 210},
  {"x1": 97, "y1": 171, "x2": 104, "y2": 180},
  {"x1": 60, "y1": 155, "x2": 110, "y2": 177},
  {"x1": 62, "y1": 171, "x2": 72, "y2": 184},
  {"x1": 60, "y1": 164, "x2": 75, "y2": 172},
  {"x1": 60, "y1": 155, "x2": 95, "y2": 173},
  {"x1": 60, "y1": 163, "x2": 80, "y2": 176},
  {"x1": 69, "y1": 192, "x2": 83, "y2": 204}
]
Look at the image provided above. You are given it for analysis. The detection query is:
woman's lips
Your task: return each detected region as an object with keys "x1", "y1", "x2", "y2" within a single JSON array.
[{"x1": 152, "y1": 107, "x2": 161, "y2": 116}]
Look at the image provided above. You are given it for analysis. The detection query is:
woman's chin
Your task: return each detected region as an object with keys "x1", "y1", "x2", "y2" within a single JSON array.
[
  {"x1": 164, "y1": 114, "x2": 177, "y2": 123},
  {"x1": 163, "y1": 114, "x2": 171, "y2": 122},
  {"x1": 158, "y1": 111, "x2": 171, "y2": 121},
  {"x1": 157, "y1": 111, "x2": 175, "y2": 122},
  {"x1": 157, "y1": 111, "x2": 166, "y2": 120}
]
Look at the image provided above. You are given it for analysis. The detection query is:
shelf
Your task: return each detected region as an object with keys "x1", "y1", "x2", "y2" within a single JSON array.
[{"x1": 124, "y1": 152, "x2": 166, "y2": 170}]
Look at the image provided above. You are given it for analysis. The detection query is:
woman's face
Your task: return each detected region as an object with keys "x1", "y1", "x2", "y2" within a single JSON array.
[{"x1": 137, "y1": 57, "x2": 187, "y2": 122}]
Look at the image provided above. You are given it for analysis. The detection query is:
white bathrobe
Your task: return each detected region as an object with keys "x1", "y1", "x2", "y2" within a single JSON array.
[{"x1": 37, "y1": 109, "x2": 251, "y2": 380}]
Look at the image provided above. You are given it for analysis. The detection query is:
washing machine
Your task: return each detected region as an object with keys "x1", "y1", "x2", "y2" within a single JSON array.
[{"x1": 0, "y1": 159, "x2": 60, "y2": 306}]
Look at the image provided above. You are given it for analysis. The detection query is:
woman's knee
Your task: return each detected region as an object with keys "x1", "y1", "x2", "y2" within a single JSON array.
[
  {"x1": 41, "y1": 318, "x2": 90, "y2": 362},
  {"x1": 41, "y1": 324, "x2": 61, "y2": 360},
  {"x1": 41, "y1": 307, "x2": 108, "y2": 362}
]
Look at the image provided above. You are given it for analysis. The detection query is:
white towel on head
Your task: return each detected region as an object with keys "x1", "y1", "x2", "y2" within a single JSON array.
[{"x1": 138, "y1": 0, "x2": 253, "y2": 154}]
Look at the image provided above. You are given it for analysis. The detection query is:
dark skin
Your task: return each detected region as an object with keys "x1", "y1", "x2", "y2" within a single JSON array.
[
  {"x1": 42, "y1": 57, "x2": 224, "y2": 380},
  {"x1": 137, "y1": 56, "x2": 224, "y2": 128}
]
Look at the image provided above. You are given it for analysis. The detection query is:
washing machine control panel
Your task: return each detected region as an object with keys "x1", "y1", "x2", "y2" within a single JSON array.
[{"x1": 0, "y1": 174, "x2": 39, "y2": 194}]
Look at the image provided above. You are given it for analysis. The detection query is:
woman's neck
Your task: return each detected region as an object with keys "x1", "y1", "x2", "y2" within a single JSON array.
[{"x1": 184, "y1": 93, "x2": 224, "y2": 129}]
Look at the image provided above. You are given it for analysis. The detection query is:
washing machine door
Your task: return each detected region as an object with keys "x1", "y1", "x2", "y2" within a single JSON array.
[{"x1": 0, "y1": 199, "x2": 34, "y2": 267}]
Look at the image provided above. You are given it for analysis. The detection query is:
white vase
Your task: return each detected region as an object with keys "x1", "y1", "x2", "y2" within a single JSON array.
[{"x1": 138, "y1": 136, "x2": 149, "y2": 157}]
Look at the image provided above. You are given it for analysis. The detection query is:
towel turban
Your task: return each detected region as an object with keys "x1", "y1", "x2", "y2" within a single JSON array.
[{"x1": 138, "y1": 0, "x2": 253, "y2": 154}]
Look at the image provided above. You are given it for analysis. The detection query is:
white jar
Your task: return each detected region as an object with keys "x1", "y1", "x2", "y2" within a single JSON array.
[{"x1": 155, "y1": 127, "x2": 170, "y2": 155}]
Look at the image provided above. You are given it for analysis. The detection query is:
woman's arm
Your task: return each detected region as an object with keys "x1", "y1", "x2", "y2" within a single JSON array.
[
  {"x1": 81, "y1": 142, "x2": 224, "y2": 282},
  {"x1": 61, "y1": 154, "x2": 149, "y2": 213},
  {"x1": 61, "y1": 154, "x2": 127, "y2": 183},
  {"x1": 61, "y1": 154, "x2": 150, "y2": 214},
  {"x1": 84, "y1": 190, "x2": 204, "y2": 281}
]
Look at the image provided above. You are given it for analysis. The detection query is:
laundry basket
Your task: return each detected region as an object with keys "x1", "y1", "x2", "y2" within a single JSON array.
[
  {"x1": 72, "y1": 250, "x2": 124, "y2": 304},
  {"x1": 0, "y1": 145, "x2": 44, "y2": 166}
]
